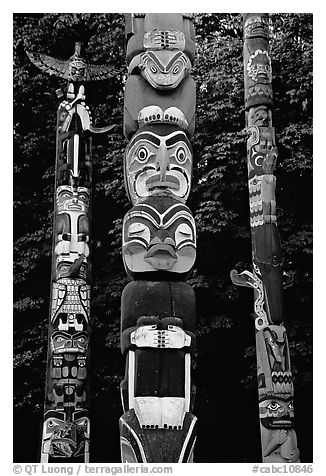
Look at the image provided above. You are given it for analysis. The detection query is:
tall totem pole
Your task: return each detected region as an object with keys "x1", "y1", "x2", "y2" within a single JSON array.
[
  {"x1": 120, "y1": 14, "x2": 197, "y2": 462},
  {"x1": 231, "y1": 14, "x2": 300, "y2": 462},
  {"x1": 27, "y1": 43, "x2": 115, "y2": 462}
]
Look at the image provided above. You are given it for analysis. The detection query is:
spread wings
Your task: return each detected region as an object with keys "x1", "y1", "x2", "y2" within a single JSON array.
[
  {"x1": 27, "y1": 51, "x2": 71, "y2": 79},
  {"x1": 27, "y1": 51, "x2": 120, "y2": 81}
]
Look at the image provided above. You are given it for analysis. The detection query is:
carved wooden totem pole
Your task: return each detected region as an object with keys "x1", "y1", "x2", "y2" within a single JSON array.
[
  {"x1": 120, "y1": 14, "x2": 197, "y2": 462},
  {"x1": 27, "y1": 42, "x2": 115, "y2": 462},
  {"x1": 231, "y1": 14, "x2": 300, "y2": 462}
]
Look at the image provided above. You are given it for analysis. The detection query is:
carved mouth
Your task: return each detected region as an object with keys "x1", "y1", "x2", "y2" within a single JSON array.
[
  {"x1": 54, "y1": 347, "x2": 85, "y2": 354},
  {"x1": 145, "y1": 243, "x2": 177, "y2": 259},
  {"x1": 146, "y1": 174, "x2": 180, "y2": 190},
  {"x1": 262, "y1": 417, "x2": 293, "y2": 429},
  {"x1": 66, "y1": 202, "x2": 83, "y2": 211}
]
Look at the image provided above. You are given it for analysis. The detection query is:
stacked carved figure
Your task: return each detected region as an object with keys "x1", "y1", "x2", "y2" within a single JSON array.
[
  {"x1": 231, "y1": 14, "x2": 300, "y2": 462},
  {"x1": 120, "y1": 14, "x2": 197, "y2": 462},
  {"x1": 28, "y1": 42, "x2": 115, "y2": 462}
]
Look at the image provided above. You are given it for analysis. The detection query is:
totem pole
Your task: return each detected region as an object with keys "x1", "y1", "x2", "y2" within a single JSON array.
[
  {"x1": 120, "y1": 14, "x2": 197, "y2": 462},
  {"x1": 230, "y1": 14, "x2": 300, "y2": 462},
  {"x1": 27, "y1": 42, "x2": 115, "y2": 462}
]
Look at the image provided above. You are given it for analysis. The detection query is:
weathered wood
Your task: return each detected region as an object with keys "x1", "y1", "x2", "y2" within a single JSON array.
[{"x1": 231, "y1": 14, "x2": 300, "y2": 462}]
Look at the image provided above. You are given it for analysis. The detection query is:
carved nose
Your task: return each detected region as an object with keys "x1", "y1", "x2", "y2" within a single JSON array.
[
  {"x1": 156, "y1": 145, "x2": 170, "y2": 180},
  {"x1": 149, "y1": 230, "x2": 175, "y2": 246}
]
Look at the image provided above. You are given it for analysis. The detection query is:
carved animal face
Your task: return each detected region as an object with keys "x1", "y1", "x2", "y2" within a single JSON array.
[
  {"x1": 133, "y1": 50, "x2": 191, "y2": 89},
  {"x1": 244, "y1": 14, "x2": 269, "y2": 39},
  {"x1": 122, "y1": 196, "x2": 196, "y2": 275},
  {"x1": 247, "y1": 50, "x2": 272, "y2": 83},
  {"x1": 264, "y1": 326, "x2": 286, "y2": 365},
  {"x1": 51, "y1": 331, "x2": 88, "y2": 354},
  {"x1": 124, "y1": 124, "x2": 192, "y2": 204},
  {"x1": 42, "y1": 412, "x2": 88, "y2": 458},
  {"x1": 69, "y1": 59, "x2": 87, "y2": 82},
  {"x1": 259, "y1": 396, "x2": 294, "y2": 429}
]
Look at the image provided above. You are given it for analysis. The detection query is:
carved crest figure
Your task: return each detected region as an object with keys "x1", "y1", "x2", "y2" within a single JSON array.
[
  {"x1": 124, "y1": 124, "x2": 193, "y2": 204},
  {"x1": 27, "y1": 42, "x2": 119, "y2": 82}
]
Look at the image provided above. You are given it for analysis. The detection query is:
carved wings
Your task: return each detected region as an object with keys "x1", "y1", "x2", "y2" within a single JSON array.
[{"x1": 26, "y1": 51, "x2": 119, "y2": 82}]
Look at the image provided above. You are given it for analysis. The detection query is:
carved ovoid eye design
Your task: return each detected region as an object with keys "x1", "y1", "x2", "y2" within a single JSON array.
[
  {"x1": 127, "y1": 222, "x2": 151, "y2": 246},
  {"x1": 173, "y1": 65, "x2": 180, "y2": 74},
  {"x1": 150, "y1": 64, "x2": 158, "y2": 74},
  {"x1": 175, "y1": 146, "x2": 187, "y2": 164},
  {"x1": 175, "y1": 223, "x2": 193, "y2": 248},
  {"x1": 267, "y1": 401, "x2": 282, "y2": 412},
  {"x1": 136, "y1": 146, "x2": 150, "y2": 162}
]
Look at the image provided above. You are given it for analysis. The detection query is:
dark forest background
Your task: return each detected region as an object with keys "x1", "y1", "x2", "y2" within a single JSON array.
[{"x1": 13, "y1": 13, "x2": 312, "y2": 462}]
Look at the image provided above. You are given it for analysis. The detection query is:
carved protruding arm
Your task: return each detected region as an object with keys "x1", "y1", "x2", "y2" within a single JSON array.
[{"x1": 232, "y1": 14, "x2": 300, "y2": 462}]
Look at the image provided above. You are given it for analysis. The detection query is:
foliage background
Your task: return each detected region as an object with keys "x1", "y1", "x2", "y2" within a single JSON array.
[{"x1": 13, "y1": 13, "x2": 312, "y2": 462}]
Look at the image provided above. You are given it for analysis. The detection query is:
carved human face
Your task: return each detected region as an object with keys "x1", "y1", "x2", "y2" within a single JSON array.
[
  {"x1": 122, "y1": 196, "x2": 196, "y2": 276},
  {"x1": 259, "y1": 396, "x2": 294, "y2": 430},
  {"x1": 248, "y1": 106, "x2": 270, "y2": 127},
  {"x1": 133, "y1": 50, "x2": 191, "y2": 89},
  {"x1": 124, "y1": 124, "x2": 192, "y2": 204},
  {"x1": 56, "y1": 186, "x2": 89, "y2": 213}
]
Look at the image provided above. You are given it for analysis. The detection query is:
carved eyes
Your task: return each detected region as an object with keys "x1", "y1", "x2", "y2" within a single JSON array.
[
  {"x1": 175, "y1": 146, "x2": 187, "y2": 164},
  {"x1": 55, "y1": 336, "x2": 65, "y2": 343},
  {"x1": 175, "y1": 223, "x2": 193, "y2": 247},
  {"x1": 59, "y1": 191, "x2": 73, "y2": 199},
  {"x1": 172, "y1": 65, "x2": 180, "y2": 74},
  {"x1": 78, "y1": 193, "x2": 88, "y2": 201},
  {"x1": 136, "y1": 146, "x2": 150, "y2": 162},
  {"x1": 150, "y1": 64, "x2": 158, "y2": 74},
  {"x1": 127, "y1": 223, "x2": 150, "y2": 244},
  {"x1": 267, "y1": 401, "x2": 282, "y2": 412},
  {"x1": 288, "y1": 402, "x2": 294, "y2": 412},
  {"x1": 75, "y1": 418, "x2": 88, "y2": 427}
]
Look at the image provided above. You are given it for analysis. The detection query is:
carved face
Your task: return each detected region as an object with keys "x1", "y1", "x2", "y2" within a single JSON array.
[
  {"x1": 131, "y1": 50, "x2": 191, "y2": 89},
  {"x1": 264, "y1": 327, "x2": 286, "y2": 364},
  {"x1": 42, "y1": 412, "x2": 89, "y2": 458},
  {"x1": 244, "y1": 14, "x2": 269, "y2": 39},
  {"x1": 259, "y1": 396, "x2": 294, "y2": 430},
  {"x1": 51, "y1": 331, "x2": 88, "y2": 354},
  {"x1": 69, "y1": 59, "x2": 86, "y2": 82},
  {"x1": 122, "y1": 196, "x2": 196, "y2": 275},
  {"x1": 56, "y1": 186, "x2": 89, "y2": 213},
  {"x1": 124, "y1": 124, "x2": 192, "y2": 204},
  {"x1": 247, "y1": 49, "x2": 272, "y2": 83},
  {"x1": 51, "y1": 279, "x2": 90, "y2": 327},
  {"x1": 248, "y1": 106, "x2": 270, "y2": 127}
]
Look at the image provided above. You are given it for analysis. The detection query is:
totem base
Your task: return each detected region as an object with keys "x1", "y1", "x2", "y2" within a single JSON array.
[{"x1": 119, "y1": 409, "x2": 197, "y2": 463}]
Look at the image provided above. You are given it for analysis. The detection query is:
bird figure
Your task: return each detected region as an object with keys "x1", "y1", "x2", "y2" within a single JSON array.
[{"x1": 27, "y1": 41, "x2": 119, "y2": 82}]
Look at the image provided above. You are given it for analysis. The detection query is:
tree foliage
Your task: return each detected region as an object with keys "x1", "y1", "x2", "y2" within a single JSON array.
[{"x1": 13, "y1": 13, "x2": 312, "y2": 462}]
